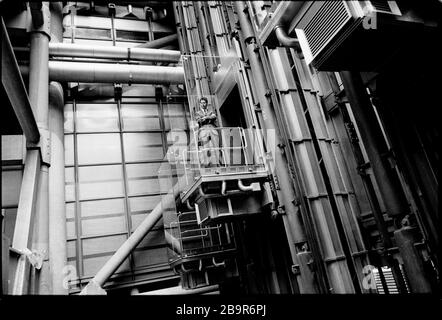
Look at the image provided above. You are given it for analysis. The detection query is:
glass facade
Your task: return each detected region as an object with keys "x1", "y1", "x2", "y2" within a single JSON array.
[{"x1": 64, "y1": 98, "x2": 190, "y2": 292}]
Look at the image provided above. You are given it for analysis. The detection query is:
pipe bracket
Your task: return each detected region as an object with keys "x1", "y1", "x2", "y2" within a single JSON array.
[
  {"x1": 27, "y1": 3, "x2": 51, "y2": 38},
  {"x1": 26, "y1": 128, "x2": 51, "y2": 166}
]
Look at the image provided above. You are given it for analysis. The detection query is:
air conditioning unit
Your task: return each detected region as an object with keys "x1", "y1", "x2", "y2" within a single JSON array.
[{"x1": 292, "y1": 1, "x2": 419, "y2": 71}]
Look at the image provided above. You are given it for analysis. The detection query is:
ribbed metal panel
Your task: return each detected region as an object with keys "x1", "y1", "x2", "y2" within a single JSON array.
[
  {"x1": 369, "y1": 0, "x2": 393, "y2": 13},
  {"x1": 303, "y1": 1, "x2": 352, "y2": 59},
  {"x1": 373, "y1": 267, "x2": 399, "y2": 294}
]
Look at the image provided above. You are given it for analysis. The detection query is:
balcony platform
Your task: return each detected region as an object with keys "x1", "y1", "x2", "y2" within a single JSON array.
[{"x1": 180, "y1": 164, "x2": 268, "y2": 204}]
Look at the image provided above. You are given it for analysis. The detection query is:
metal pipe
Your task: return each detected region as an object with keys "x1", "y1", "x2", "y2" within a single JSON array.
[
  {"x1": 48, "y1": 2, "x2": 67, "y2": 295},
  {"x1": 186, "y1": 200, "x2": 194, "y2": 210},
  {"x1": 221, "y1": 180, "x2": 227, "y2": 195},
  {"x1": 29, "y1": 2, "x2": 51, "y2": 294},
  {"x1": 136, "y1": 33, "x2": 178, "y2": 48},
  {"x1": 394, "y1": 225, "x2": 432, "y2": 293},
  {"x1": 274, "y1": 25, "x2": 300, "y2": 50},
  {"x1": 235, "y1": 2, "x2": 254, "y2": 42},
  {"x1": 49, "y1": 61, "x2": 184, "y2": 84},
  {"x1": 237, "y1": 179, "x2": 254, "y2": 192},
  {"x1": 340, "y1": 71, "x2": 409, "y2": 218},
  {"x1": 49, "y1": 43, "x2": 181, "y2": 62}
]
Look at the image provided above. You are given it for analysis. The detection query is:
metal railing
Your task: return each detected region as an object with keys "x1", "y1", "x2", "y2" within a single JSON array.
[
  {"x1": 166, "y1": 211, "x2": 235, "y2": 263},
  {"x1": 175, "y1": 127, "x2": 267, "y2": 189}
]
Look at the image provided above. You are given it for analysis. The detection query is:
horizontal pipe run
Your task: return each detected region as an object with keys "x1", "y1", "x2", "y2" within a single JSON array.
[
  {"x1": 49, "y1": 43, "x2": 181, "y2": 62},
  {"x1": 20, "y1": 61, "x2": 184, "y2": 84}
]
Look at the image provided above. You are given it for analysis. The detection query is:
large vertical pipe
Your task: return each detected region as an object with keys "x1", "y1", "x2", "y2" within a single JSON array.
[
  {"x1": 394, "y1": 226, "x2": 432, "y2": 293},
  {"x1": 339, "y1": 71, "x2": 430, "y2": 292},
  {"x1": 48, "y1": 1, "x2": 67, "y2": 295},
  {"x1": 29, "y1": 2, "x2": 51, "y2": 294},
  {"x1": 235, "y1": 1, "x2": 317, "y2": 294},
  {"x1": 340, "y1": 71, "x2": 409, "y2": 219},
  {"x1": 48, "y1": 82, "x2": 66, "y2": 294}
]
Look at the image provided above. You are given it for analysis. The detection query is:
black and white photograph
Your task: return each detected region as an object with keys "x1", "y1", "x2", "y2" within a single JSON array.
[{"x1": 0, "y1": 0, "x2": 440, "y2": 317}]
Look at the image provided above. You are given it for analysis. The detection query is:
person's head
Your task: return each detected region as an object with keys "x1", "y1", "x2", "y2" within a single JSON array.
[{"x1": 199, "y1": 97, "x2": 208, "y2": 109}]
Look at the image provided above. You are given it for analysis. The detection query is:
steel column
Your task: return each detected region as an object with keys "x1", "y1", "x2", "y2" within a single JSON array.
[
  {"x1": 28, "y1": 2, "x2": 51, "y2": 294},
  {"x1": 340, "y1": 71, "x2": 409, "y2": 219},
  {"x1": 11, "y1": 150, "x2": 41, "y2": 294}
]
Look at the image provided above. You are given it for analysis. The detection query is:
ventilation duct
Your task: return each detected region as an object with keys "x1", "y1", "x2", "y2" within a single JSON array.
[{"x1": 291, "y1": 1, "x2": 417, "y2": 70}]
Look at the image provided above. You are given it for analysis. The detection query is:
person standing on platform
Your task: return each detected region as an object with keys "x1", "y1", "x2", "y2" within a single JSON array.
[{"x1": 194, "y1": 97, "x2": 220, "y2": 167}]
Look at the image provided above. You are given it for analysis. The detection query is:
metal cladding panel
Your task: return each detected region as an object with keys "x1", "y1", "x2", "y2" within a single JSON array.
[
  {"x1": 294, "y1": 1, "x2": 352, "y2": 65},
  {"x1": 64, "y1": 97, "x2": 189, "y2": 291}
]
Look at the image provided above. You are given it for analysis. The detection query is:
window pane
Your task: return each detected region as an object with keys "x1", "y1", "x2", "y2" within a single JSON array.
[
  {"x1": 164, "y1": 103, "x2": 189, "y2": 130},
  {"x1": 82, "y1": 234, "x2": 127, "y2": 256},
  {"x1": 123, "y1": 133, "x2": 164, "y2": 162},
  {"x1": 131, "y1": 213, "x2": 163, "y2": 232},
  {"x1": 65, "y1": 167, "x2": 76, "y2": 202},
  {"x1": 1, "y1": 170, "x2": 22, "y2": 207},
  {"x1": 129, "y1": 195, "x2": 162, "y2": 214},
  {"x1": 77, "y1": 134, "x2": 122, "y2": 165},
  {"x1": 136, "y1": 229, "x2": 165, "y2": 249},
  {"x1": 64, "y1": 104, "x2": 74, "y2": 133},
  {"x1": 76, "y1": 104, "x2": 119, "y2": 132},
  {"x1": 133, "y1": 247, "x2": 168, "y2": 268},
  {"x1": 83, "y1": 255, "x2": 131, "y2": 278},
  {"x1": 3, "y1": 208, "x2": 17, "y2": 241},
  {"x1": 78, "y1": 165, "x2": 124, "y2": 200},
  {"x1": 65, "y1": 134, "x2": 74, "y2": 166},
  {"x1": 126, "y1": 163, "x2": 162, "y2": 196},
  {"x1": 66, "y1": 202, "x2": 75, "y2": 219},
  {"x1": 80, "y1": 198, "x2": 125, "y2": 218},
  {"x1": 121, "y1": 104, "x2": 160, "y2": 131},
  {"x1": 67, "y1": 240, "x2": 76, "y2": 259},
  {"x1": 67, "y1": 220, "x2": 76, "y2": 239},
  {"x1": 81, "y1": 215, "x2": 127, "y2": 237}
]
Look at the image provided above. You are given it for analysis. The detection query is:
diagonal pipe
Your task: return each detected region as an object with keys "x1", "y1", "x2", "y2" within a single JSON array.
[{"x1": 80, "y1": 185, "x2": 180, "y2": 294}]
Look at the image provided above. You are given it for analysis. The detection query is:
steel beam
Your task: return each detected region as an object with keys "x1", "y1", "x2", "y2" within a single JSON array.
[
  {"x1": 28, "y1": 1, "x2": 51, "y2": 294},
  {"x1": 1, "y1": 17, "x2": 40, "y2": 143},
  {"x1": 340, "y1": 71, "x2": 409, "y2": 218},
  {"x1": 11, "y1": 150, "x2": 41, "y2": 295}
]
